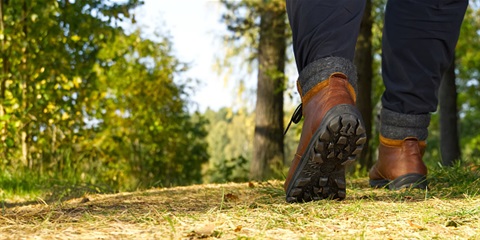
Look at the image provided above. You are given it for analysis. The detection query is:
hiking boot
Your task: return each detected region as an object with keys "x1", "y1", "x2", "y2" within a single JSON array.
[
  {"x1": 369, "y1": 135, "x2": 428, "y2": 190},
  {"x1": 284, "y1": 72, "x2": 366, "y2": 203}
]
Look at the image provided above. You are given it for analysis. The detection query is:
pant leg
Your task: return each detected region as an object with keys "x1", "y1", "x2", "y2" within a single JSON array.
[
  {"x1": 286, "y1": 0, "x2": 366, "y2": 72},
  {"x1": 381, "y1": 0, "x2": 468, "y2": 115}
]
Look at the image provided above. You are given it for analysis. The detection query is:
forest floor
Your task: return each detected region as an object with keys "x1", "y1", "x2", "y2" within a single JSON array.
[{"x1": 1, "y1": 167, "x2": 479, "y2": 239}]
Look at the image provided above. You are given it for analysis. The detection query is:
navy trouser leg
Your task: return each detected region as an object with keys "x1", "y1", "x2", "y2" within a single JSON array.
[
  {"x1": 286, "y1": 0, "x2": 366, "y2": 72},
  {"x1": 381, "y1": 0, "x2": 468, "y2": 114}
]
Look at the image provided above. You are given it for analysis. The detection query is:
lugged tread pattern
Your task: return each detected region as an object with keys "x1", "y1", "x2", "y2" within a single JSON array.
[{"x1": 286, "y1": 105, "x2": 366, "y2": 203}]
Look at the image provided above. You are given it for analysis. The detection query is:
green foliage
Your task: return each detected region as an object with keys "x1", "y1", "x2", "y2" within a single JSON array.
[
  {"x1": 428, "y1": 158, "x2": 480, "y2": 197},
  {"x1": 89, "y1": 30, "x2": 209, "y2": 189},
  {"x1": 216, "y1": 0, "x2": 291, "y2": 99},
  {"x1": 456, "y1": 5, "x2": 480, "y2": 160},
  {"x1": 203, "y1": 108, "x2": 253, "y2": 183},
  {"x1": 0, "y1": 0, "x2": 208, "y2": 193},
  {"x1": 0, "y1": 172, "x2": 44, "y2": 198},
  {"x1": 208, "y1": 156, "x2": 249, "y2": 183},
  {"x1": 371, "y1": 0, "x2": 387, "y2": 105},
  {"x1": 203, "y1": 106, "x2": 300, "y2": 183},
  {"x1": 215, "y1": 0, "x2": 261, "y2": 95}
]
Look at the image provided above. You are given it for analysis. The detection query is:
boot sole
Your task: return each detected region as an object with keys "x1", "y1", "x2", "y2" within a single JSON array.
[
  {"x1": 369, "y1": 173, "x2": 428, "y2": 190},
  {"x1": 285, "y1": 104, "x2": 367, "y2": 203}
]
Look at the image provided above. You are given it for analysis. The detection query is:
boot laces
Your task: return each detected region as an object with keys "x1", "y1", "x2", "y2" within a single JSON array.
[{"x1": 284, "y1": 103, "x2": 302, "y2": 136}]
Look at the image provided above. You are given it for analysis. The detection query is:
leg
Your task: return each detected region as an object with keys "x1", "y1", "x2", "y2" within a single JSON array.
[
  {"x1": 370, "y1": 0, "x2": 468, "y2": 189},
  {"x1": 284, "y1": 0, "x2": 367, "y2": 202},
  {"x1": 381, "y1": 0, "x2": 468, "y2": 115},
  {"x1": 286, "y1": 0, "x2": 366, "y2": 71}
]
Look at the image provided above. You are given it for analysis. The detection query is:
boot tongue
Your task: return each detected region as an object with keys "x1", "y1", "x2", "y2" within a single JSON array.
[
  {"x1": 284, "y1": 73, "x2": 352, "y2": 136},
  {"x1": 330, "y1": 73, "x2": 348, "y2": 80}
]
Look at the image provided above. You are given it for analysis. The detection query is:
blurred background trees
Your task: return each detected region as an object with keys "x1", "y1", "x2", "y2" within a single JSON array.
[
  {"x1": 0, "y1": 0, "x2": 479, "y2": 194},
  {"x1": 0, "y1": 0, "x2": 208, "y2": 192},
  {"x1": 218, "y1": 0, "x2": 288, "y2": 181}
]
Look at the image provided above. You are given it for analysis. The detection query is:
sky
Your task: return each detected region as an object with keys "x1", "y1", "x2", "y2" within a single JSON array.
[
  {"x1": 132, "y1": 0, "x2": 299, "y2": 112},
  {"x1": 131, "y1": 0, "x2": 241, "y2": 112}
]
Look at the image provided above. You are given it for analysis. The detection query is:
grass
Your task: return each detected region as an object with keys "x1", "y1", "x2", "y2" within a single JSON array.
[{"x1": 0, "y1": 163, "x2": 479, "y2": 239}]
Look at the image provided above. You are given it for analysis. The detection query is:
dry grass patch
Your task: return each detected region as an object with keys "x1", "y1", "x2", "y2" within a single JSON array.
[{"x1": 1, "y1": 178, "x2": 479, "y2": 239}]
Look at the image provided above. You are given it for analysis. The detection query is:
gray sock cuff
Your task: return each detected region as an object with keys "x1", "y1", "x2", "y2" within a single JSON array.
[
  {"x1": 297, "y1": 57, "x2": 357, "y2": 97},
  {"x1": 380, "y1": 108, "x2": 431, "y2": 141}
]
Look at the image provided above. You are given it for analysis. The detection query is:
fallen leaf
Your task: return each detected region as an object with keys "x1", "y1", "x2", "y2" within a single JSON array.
[
  {"x1": 195, "y1": 223, "x2": 215, "y2": 236},
  {"x1": 446, "y1": 220, "x2": 458, "y2": 228},
  {"x1": 407, "y1": 220, "x2": 426, "y2": 230},
  {"x1": 225, "y1": 193, "x2": 239, "y2": 202}
]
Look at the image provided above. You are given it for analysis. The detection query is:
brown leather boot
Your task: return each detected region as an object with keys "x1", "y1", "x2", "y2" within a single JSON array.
[
  {"x1": 369, "y1": 135, "x2": 428, "y2": 190},
  {"x1": 284, "y1": 72, "x2": 366, "y2": 203}
]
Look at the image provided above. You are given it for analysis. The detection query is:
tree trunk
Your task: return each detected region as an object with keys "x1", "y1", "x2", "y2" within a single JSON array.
[
  {"x1": 439, "y1": 60, "x2": 461, "y2": 166},
  {"x1": 250, "y1": 6, "x2": 287, "y2": 180},
  {"x1": 354, "y1": 0, "x2": 374, "y2": 170}
]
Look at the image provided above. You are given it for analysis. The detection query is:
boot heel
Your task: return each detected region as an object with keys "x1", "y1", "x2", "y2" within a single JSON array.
[
  {"x1": 286, "y1": 104, "x2": 367, "y2": 202},
  {"x1": 389, "y1": 173, "x2": 428, "y2": 190}
]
